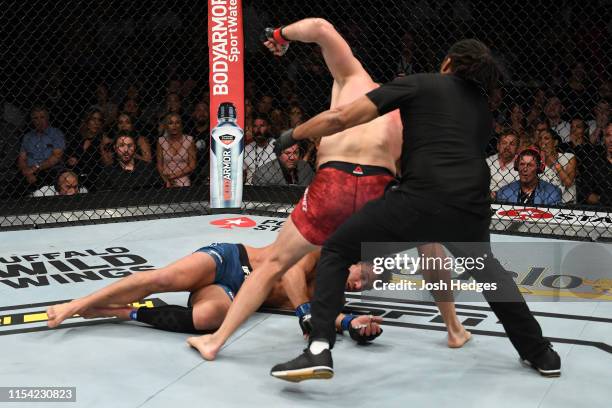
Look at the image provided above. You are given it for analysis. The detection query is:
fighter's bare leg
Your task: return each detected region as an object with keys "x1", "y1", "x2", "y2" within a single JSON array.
[
  {"x1": 81, "y1": 285, "x2": 232, "y2": 333},
  {"x1": 435, "y1": 300, "x2": 471, "y2": 348},
  {"x1": 189, "y1": 285, "x2": 233, "y2": 331},
  {"x1": 187, "y1": 217, "x2": 317, "y2": 360},
  {"x1": 47, "y1": 252, "x2": 217, "y2": 328},
  {"x1": 419, "y1": 244, "x2": 471, "y2": 348}
]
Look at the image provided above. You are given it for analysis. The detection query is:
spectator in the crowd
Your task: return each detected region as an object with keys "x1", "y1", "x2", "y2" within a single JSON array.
[
  {"x1": 526, "y1": 87, "x2": 547, "y2": 126},
  {"x1": 166, "y1": 79, "x2": 182, "y2": 96},
  {"x1": 496, "y1": 148, "x2": 562, "y2": 206},
  {"x1": 115, "y1": 113, "x2": 152, "y2": 162},
  {"x1": 156, "y1": 92, "x2": 189, "y2": 137},
  {"x1": 395, "y1": 31, "x2": 418, "y2": 77},
  {"x1": 256, "y1": 95, "x2": 274, "y2": 116},
  {"x1": 91, "y1": 83, "x2": 118, "y2": 131},
  {"x1": 544, "y1": 96, "x2": 571, "y2": 142},
  {"x1": 252, "y1": 144, "x2": 314, "y2": 186},
  {"x1": 587, "y1": 100, "x2": 610, "y2": 144},
  {"x1": 288, "y1": 103, "x2": 305, "y2": 128},
  {"x1": 184, "y1": 102, "x2": 210, "y2": 184},
  {"x1": 534, "y1": 118, "x2": 550, "y2": 135},
  {"x1": 17, "y1": 107, "x2": 65, "y2": 192},
  {"x1": 508, "y1": 103, "x2": 527, "y2": 138},
  {"x1": 126, "y1": 83, "x2": 140, "y2": 101},
  {"x1": 165, "y1": 92, "x2": 189, "y2": 122},
  {"x1": 269, "y1": 108, "x2": 288, "y2": 137},
  {"x1": 563, "y1": 117, "x2": 599, "y2": 203},
  {"x1": 31, "y1": 170, "x2": 87, "y2": 197},
  {"x1": 180, "y1": 77, "x2": 199, "y2": 109},
  {"x1": 561, "y1": 117, "x2": 590, "y2": 152},
  {"x1": 165, "y1": 92, "x2": 182, "y2": 115},
  {"x1": 536, "y1": 129, "x2": 576, "y2": 204},
  {"x1": 278, "y1": 79, "x2": 297, "y2": 107},
  {"x1": 583, "y1": 124, "x2": 612, "y2": 207},
  {"x1": 156, "y1": 113, "x2": 196, "y2": 188},
  {"x1": 521, "y1": 119, "x2": 547, "y2": 150},
  {"x1": 244, "y1": 113, "x2": 275, "y2": 184},
  {"x1": 99, "y1": 133, "x2": 161, "y2": 191},
  {"x1": 562, "y1": 61, "x2": 592, "y2": 118},
  {"x1": 121, "y1": 98, "x2": 142, "y2": 122},
  {"x1": 598, "y1": 79, "x2": 611, "y2": 102},
  {"x1": 120, "y1": 97, "x2": 147, "y2": 134},
  {"x1": 66, "y1": 109, "x2": 113, "y2": 189},
  {"x1": 184, "y1": 102, "x2": 210, "y2": 150},
  {"x1": 487, "y1": 130, "x2": 520, "y2": 198}
]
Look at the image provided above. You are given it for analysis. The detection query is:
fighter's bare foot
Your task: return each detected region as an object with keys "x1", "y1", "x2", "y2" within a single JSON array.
[
  {"x1": 46, "y1": 301, "x2": 84, "y2": 328},
  {"x1": 447, "y1": 328, "x2": 472, "y2": 348},
  {"x1": 187, "y1": 335, "x2": 222, "y2": 361}
]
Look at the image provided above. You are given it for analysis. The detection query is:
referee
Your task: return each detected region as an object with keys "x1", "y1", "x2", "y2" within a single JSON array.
[{"x1": 271, "y1": 39, "x2": 560, "y2": 381}]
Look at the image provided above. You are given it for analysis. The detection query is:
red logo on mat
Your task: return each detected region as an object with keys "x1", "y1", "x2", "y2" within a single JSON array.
[
  {"x1": 210, "y1": 217, "x2": 257, "y2": 229},
  {"x1": 498, "y1": 208, "x2": 554, "y2": 220}
]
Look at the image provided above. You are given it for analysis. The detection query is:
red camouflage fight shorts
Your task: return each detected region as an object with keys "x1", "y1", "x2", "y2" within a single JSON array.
[{"x1": 291, "y1": 161, "x2": 396, "y2": 245}]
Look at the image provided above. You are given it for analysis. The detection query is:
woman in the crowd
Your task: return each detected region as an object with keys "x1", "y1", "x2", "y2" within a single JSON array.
[
  {"x1": 156, "y1": 113, "x2": 196, "y2": 188},
  {"x1": 536, "y1": 129, "x2": 577, "y2": 204},
  {"x1": 561, "y1": 117, "x2": 599, "y2": 204}
]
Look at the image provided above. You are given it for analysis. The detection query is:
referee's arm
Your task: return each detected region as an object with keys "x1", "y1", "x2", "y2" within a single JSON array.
[{"x1": 292, "y1": 95, "x2": 380, "y2": 143}]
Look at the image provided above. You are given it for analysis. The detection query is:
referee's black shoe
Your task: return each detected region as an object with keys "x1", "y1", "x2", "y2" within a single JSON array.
[
  {"x1": 522, "y1": 346, "x2": 561, "y2": 377},
  {"x1": 270, "y1": 349, "x2": 334, "y2": 382}
]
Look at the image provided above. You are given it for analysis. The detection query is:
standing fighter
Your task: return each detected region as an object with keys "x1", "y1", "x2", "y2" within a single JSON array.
[
  {"x1": 188, "y1": 18, "x2": 471, "y2": 359},
  {"x1": 270, "y1": 39, "x2": 561, "y2": 382}
]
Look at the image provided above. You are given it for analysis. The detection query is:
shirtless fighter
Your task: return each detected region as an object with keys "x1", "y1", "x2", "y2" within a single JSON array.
[{"x1": 186, "y1": 18, "x2": 470, "y2": 360}]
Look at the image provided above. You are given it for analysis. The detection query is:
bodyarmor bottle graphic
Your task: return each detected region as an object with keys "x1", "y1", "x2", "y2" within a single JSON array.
[{"x1": 210, "y1": 102, "x2": 244, "y2": 208}]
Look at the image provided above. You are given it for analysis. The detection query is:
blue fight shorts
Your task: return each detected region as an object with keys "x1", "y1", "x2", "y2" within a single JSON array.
[{"x1": 193, "y1": 243, "x2": 252, "y2": 300}]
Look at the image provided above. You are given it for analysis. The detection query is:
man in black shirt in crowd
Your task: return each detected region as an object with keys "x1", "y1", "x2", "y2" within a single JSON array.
[
  {"x1": 271, "y1": 39, "x2": 560, "y2": 381},
  {"x1": 99, "y1": 133, "x2": 161, "y2": 191}
]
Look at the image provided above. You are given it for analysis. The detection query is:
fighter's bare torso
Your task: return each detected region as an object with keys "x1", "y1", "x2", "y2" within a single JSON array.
[{"x1": 316, "y1": 73, "x2": 403, "y2": 174}]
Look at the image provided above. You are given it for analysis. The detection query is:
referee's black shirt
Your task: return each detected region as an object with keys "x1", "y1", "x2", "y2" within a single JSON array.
[{"x1": 367, "y1": 73, "x2": 492, "y2": 216}]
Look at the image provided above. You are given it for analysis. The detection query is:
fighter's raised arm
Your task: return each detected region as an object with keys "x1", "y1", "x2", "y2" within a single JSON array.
[{"x1": 264, "y1": 18, "x2": 365, "y2": 86}]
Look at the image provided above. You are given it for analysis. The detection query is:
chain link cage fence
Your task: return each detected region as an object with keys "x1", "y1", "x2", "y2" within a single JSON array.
[{"x1": 0, "y1": 0, "x2": 610, "y2": 240}]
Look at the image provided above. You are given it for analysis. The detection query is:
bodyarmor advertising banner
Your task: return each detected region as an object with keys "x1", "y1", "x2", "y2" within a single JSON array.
[{"x1": 208, "y1": 0, "x2": 244, "y2": 210}]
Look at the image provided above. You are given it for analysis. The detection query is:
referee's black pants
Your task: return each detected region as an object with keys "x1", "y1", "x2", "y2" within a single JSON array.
[{"x1": 309, "y1": 189, "x2": 551, "y2": 361}]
